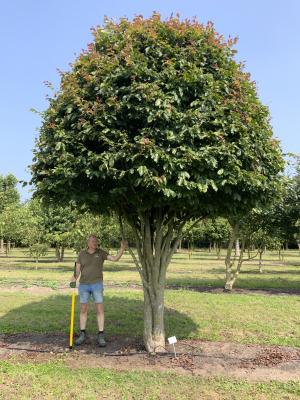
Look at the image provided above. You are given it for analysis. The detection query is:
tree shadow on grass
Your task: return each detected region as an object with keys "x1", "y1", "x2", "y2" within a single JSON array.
[
  {"x1": 240, "y1": 269, "x2": 300, "y2": 275},
  {"x1": 0, "y1": 293, "x2": 198, "y2": 353}
]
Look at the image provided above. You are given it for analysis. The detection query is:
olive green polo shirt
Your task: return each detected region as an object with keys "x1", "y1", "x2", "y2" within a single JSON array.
[{"x1": 76, "y1": 248, "x2": 108, "y2": 284}]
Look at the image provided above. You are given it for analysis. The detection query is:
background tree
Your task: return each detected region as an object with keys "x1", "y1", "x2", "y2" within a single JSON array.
[
  {"x1": 295, "y1": 220, "x2": 300, "y2": 254},
  {"x1": 202, "y1": 218, "x2": 231, "y2": 258},
  {"x1": 256, "y1": 177, "x2": 300, "y2": 259},
  {"x1": 30, "y1": 14, "x2": 284, "y2": 352},
  {"x1": 293, "y1": 157, "x2": 300, "y2": 252},
  {"x1": 68, "y1": 212, "x2": 123, "y2": 254},
  {"x1": 248, "y1": 229, "x2": 281, "y2": 273},
  {"x1": 181, "y1": 219, "x2": 205, "y2": 257},
  {"x1": 240, "y1": 210, "x2": 282, "y2": 273},
  {"x1": 43, "y1": 204, "x2": 78, "y2": 261},
  {"x1": 21, "y1": 200, "x2": 49, "y2": 265},
  {"x1": 0, "y1": 205, "x2": 26, "y2": 254},
  {"x1": 0, "y1": 174, "x2": 20, "y2": 253}
]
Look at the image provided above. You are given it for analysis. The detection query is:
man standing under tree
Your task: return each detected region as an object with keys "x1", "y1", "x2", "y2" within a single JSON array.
[{"x1": 70, "y1": 235, "x2": 128, "y2": 347}]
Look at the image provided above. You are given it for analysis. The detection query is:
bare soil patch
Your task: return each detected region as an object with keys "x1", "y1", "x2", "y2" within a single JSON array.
[{"x1": 1, "y1": 333, "x2": 299, "y2": 382}]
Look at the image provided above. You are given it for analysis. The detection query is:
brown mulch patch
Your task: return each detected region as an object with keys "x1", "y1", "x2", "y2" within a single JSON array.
[
  {"x1": 239, "y1": 347, "x2": 300, "y2": 368},
  {"x1": 0, "y1": 333, "x2": 300, "y2": 382}
]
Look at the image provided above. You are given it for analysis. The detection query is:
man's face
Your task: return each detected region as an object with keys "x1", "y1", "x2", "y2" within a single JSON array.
[{"x1": 88, "y1": 236, "x2": 98, "y2": 250}]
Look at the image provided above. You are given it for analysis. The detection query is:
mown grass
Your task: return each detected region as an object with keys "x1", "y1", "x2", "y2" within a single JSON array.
[
  {"x1": 0, "y1": 288, "x2": 300, "y2": 347},
  {"x1": 0, "y1": 360, "x2": 299, "y2": 400},
  {"x1": 0, "y1": 248, "x2": 300, "y2": 291}
]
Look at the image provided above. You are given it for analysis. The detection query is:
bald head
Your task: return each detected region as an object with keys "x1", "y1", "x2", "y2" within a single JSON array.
[{"x1": 87, "y1": 235, "x2": 98, "y2": 251}]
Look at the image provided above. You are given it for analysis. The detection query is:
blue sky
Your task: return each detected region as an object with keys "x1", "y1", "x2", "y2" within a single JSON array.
[{"x1": 0, "y1": 0, "x2": 299, "y2": 200}]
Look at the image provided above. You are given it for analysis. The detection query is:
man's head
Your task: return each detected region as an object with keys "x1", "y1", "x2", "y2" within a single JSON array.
[{"x1": 87, "y1": 235, "x2": 98, "y2": 251}]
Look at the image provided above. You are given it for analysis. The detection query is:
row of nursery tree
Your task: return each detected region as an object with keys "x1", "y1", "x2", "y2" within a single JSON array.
[
  {"x1": 0, "y1": 173, "x2": 127, "y2": 260},
  {"x1": 1, "y1": 166, "x2": 299, "y2": 267}
]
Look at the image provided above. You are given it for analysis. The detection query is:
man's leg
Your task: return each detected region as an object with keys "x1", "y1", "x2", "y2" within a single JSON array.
[
  {"x1": 75, "y1": 286, "x2": 90, "y2": 346},
  {"x1": 92, "y1": 282, "x2": 106, "y2": 347},
  {"x1": 80, "y1": 303, "x2": 89, "y2": 330},
  {"x1": 95, "y1": 303, "x2": 104, "y2": 331},
  {"x1": 95, "y1": 303, "x2": 106, "y2": 347}
]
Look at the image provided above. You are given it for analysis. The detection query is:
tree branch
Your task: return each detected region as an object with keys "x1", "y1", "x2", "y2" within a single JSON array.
[{"x1": 118, "y1": 214, "x2": 150, "y2": 289}]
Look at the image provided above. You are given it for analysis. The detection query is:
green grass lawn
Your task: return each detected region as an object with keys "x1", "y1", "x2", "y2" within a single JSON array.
[
  {"x1": 0, "y1": 360, "x2": 299, "y2": 400},
  {"x1": 0, "y1": 248, "x2": 299, "y2": 291}
]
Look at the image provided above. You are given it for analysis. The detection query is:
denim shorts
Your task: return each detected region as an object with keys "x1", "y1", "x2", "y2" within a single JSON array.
[{"x1": 78, "y1": 282, "x2": 104, "y2": 304}]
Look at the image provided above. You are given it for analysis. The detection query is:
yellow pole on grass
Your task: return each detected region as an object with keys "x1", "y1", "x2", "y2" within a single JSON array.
[{"x1": 69, "y1": 283, "x2": 76, "y2": 349}]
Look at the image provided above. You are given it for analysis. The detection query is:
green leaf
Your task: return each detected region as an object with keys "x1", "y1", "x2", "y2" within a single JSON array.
[
  {"x1": 137, "y1": 166, "x2": 148, "y2": 176},
  {"x1": 210, "y1": 181, "x2": 218, "y2": 191}
]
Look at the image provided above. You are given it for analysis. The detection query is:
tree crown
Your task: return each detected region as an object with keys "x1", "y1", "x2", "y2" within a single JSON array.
[{"x1": 31, "y1": 13, "x2": 284, "y2": 221}]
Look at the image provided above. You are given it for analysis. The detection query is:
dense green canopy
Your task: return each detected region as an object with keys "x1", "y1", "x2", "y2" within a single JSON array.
[{"x1": 31, "y1": 14, "x2": 284, "y2": 221}]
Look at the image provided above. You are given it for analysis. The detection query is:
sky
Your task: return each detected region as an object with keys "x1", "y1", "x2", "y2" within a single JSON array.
[{"x1": 0, "y1": 0, "x2": 299, "y2": 201}]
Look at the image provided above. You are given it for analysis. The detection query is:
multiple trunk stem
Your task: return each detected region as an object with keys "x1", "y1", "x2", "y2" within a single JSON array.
[
  {"x1": 121, "y1": 211, "x2": 188, "y2": 353},
  {"x1": 224, "y1": 223, "x2": 244, "y2": 291}
]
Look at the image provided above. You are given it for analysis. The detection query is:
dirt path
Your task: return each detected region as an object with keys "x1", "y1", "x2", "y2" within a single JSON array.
[{"x1": 0, "y1": 333, "x2": 299, "y2": 382}]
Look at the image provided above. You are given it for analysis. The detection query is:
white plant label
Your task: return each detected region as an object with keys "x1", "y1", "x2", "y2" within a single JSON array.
[{"x1": 168, "y1": 336, "x2": 177, "y2": 345}]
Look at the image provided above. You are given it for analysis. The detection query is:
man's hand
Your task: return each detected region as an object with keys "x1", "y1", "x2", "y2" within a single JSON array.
[
  {"x1": 121, "y1": 240, "x2": 128, "y2": 250},
  {"x1": 107, "y1": 240, "x2": 128, "y2": 262}
]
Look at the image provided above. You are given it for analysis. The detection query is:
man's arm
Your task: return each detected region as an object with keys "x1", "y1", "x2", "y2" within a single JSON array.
[{"x1": 107, "y1": 240, "x2": 128, "y2": 262}]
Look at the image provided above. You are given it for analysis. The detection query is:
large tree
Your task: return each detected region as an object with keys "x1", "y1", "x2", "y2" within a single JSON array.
[{"x1": 30, "y1": 14, "x2": 284, "y2": 352}]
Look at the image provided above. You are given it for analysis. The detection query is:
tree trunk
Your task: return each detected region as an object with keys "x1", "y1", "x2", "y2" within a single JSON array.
[
  {"x1": 209, "y1": 242, "x2": 212, "y2": 253},
  {"x1": 188, "y1": 240, "x2": 192, "y2": 259},
  {"x1": 259, "y1": 250, "x2": 263, "y2": 273},
  {"x1": 224, "y1": 224, "x2": 244, "y2": 292},
  {"x1": 224, "y1": 279, "x2": 234, "y2": 291},
  {"x1": 0, "y1": 238, "x2": 3, "y2": 253},
  {"x1": 7, "y1": 240, "x2": 11, "y2": 253},
  {"x1": 175, "y1": 239, "x2": 182, "y2": 253},
  {"x1": 235, "y1": 239, "x2": 240, "y2": 257},
  {"x1": 55, "y1": 246, "x2": 60, "y2": 261},
  {"x1": 298, "y1": 242, "x2": 300, "y2": 256},
  {"x1": 60, "y1": 246, "x2": 65, "y2": 262},
  {"x1": 216, "y1": 243, "x2": 221, "y2": 259},
  {"x1": 279, "y1": 247, "x2": 284, "y2": 261},
  {"x1": 143, "y1": 285, "x2": 165, "y2": 353}
]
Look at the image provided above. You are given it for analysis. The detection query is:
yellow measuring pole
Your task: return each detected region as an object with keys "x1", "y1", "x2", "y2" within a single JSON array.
[{"x1": 69, "y1": 284, "x2": 76, "y2": 349}]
